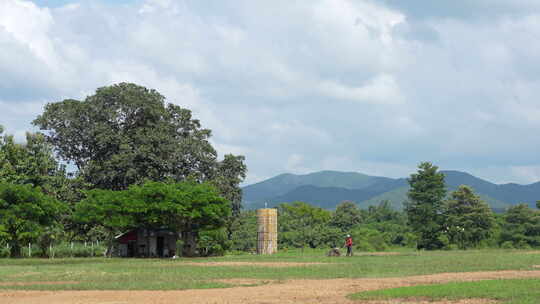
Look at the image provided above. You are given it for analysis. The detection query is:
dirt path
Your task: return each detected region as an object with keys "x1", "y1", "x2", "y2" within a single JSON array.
[
  {"x1": 178, "y1": 261, "x2": 328, "y2": 267},
  {"x1": 2, "y1": 270, "x2": 540, "y2": 304}
]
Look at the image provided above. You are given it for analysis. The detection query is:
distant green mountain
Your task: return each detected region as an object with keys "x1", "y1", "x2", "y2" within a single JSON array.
[
  {"x1": 242, "y1": 170, "x2": 539, "y2": 210},
  {"x1": 243, "y1": 170, "x2": 393, "y2": 203}
]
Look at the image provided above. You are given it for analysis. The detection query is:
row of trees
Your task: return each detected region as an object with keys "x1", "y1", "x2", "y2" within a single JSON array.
[
  {"x1": 0, "y1": 83, "x2": 247, "y2": 257},
  {"x1": 227, "y1": 163, "x2": 540, "y2": 252},
  {"x1": 406, "y1": 162, "x2": 540, "y2": 250},
  {"x1": 227, "y1": 198, "x2": 540, "y2": 253}
]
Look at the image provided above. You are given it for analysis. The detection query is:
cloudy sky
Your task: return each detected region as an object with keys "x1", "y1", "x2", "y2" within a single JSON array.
[{"x1": 2, "y1": 0, "x2": 540, "y2": 185}]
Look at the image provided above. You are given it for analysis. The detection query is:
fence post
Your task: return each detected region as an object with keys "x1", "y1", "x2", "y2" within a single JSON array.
[
  {"x1": 28, "y1": 243, "x2": 31, "y2": 258},
  {"x1": 91, "y1": 242, "x2": 94, "y2": 257},
  {"x1": 71, "y1": 242, "x2": 74, "y2": 258},
  {"x1": 49, "y1": 244, "x2": 53, "y2": 259}
]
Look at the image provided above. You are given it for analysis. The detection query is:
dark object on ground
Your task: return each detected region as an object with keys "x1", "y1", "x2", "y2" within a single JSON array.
[{"x1": 327, "y1": 248, "x2": 341, "y2": 257}]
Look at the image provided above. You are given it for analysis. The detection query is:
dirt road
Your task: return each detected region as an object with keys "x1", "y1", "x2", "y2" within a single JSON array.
[{"x1": 2, "y1": 270, "x2": 540, "y2": 304}]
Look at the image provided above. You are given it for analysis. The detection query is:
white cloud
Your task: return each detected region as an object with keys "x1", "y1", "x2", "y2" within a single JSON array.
[
  {"x1": 319, "y1": 74, "x2": 403, "y2": 104},
  {"x1": 2, "y1": 0, "x2": 540, "y2": 185}
]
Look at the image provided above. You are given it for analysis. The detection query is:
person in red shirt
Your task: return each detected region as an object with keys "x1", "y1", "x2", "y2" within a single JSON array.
[{"x1": 344, "y1": 234, "x2": 353, "y2": 256}]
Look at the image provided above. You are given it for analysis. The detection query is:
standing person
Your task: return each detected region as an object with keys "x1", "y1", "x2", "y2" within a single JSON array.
[{"x1": 344, "y1": 234, "x2": 353, "y2": 257}]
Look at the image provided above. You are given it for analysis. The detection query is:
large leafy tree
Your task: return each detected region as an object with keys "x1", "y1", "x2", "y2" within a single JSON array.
[
  {"x1": 0, "y1": 183, "x2": 65, "y2": 257},
  {"x1": 405, "y1": 162, "x2": 447, "y2": 250},
  {"x1": 75, "y1": 181, "x2": 230, "y2": 257},
  {"x1": 128, "y1": 181, "x2": 230, "y2": 257},
  {"x1": 33, "y1": 83, "x2": 245, "y2": 201},
  {"x1": 443, "y1": 185, "x2": 495, "y2": 249}
]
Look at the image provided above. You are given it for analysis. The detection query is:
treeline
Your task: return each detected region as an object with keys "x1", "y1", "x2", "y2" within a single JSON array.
[
  {"x1": 229, "y1": 163, "x2": 540, "y2": 252},
  {"x1": 0, "y1": 83, "x2": 246, "y2": 258},
  {"x1": 1, "y1": 83, "x2": 539, "y2": 258}
]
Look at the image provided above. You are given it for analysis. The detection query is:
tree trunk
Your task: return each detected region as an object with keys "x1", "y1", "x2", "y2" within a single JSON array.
[
  {"x1": 9, "y1": 241, "x2": 21, "y2": 258},
  {"x1": 181, "y1": 231, "x2": 198, "y2": 257},
  {"x1": 105, "y1": 233, "x2": 115, "y2": 258}
]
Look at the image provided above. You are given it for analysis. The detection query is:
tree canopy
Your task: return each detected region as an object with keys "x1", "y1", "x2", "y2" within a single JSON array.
[
  {"x1": 0, "y1": 183, "x2": 65, "y2": 257},
  {"x1": 74, "y1": 181, "x2": 230, "y2": 257},
  {"x1": 443, "y1": 185, "x2": 495, "y2": 249},
  {"x1": 405, "y1": 162, "x2": 447, "y2": 250},
  {"x1": 33, "y1": 83, "x2": 246, "y2": 211}
]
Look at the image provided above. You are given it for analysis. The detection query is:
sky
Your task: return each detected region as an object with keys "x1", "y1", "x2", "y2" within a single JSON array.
[{"x1": 2, "y1": 0, "x2": 540, "y2": 185}]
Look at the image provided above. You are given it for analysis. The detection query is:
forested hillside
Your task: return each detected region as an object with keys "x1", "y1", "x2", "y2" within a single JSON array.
[{"x1": 243, "y1": 170, "x2": 538, "y2": 210}]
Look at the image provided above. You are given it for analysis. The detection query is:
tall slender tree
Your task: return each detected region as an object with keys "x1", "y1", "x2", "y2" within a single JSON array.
[{"x1": 405, "y1": 162, "x2": 447, "y2": 250}]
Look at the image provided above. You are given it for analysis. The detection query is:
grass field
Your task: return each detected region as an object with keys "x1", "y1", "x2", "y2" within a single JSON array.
[
  {"x1": 0, "y1": 249, "x2": 539, "y2": 291},
  {"x1": 350, "y1": 278, "x2": 540, "y2": 304}
]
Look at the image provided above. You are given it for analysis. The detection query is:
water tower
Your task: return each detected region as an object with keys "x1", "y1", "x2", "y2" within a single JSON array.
[{"x1": 257, "y1": 208, "x2": 277, "y2": 254}]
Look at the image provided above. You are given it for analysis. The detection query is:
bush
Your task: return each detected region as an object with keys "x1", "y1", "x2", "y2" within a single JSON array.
[
  {"x1": 437, "y1": 234, "x2": 450, "y2": 250},
  {"x1": 500, "y1": 241, "x2": 514, "y2": 249},
  {"x1": 351, "y1": 227, "x2": 390, "y2": 252},
  {"x1": 0, "y1": 246, "x2": 9, "y2": 258},
  {"x1": 43, "y1": 242, "x2": 106, "y2": 258},
  {"x1": 199, "y1": 228, "x2": 231, "y2": 257},
  {"x1": 515, "y1": 240, "x2": 532, "y2": 250}
]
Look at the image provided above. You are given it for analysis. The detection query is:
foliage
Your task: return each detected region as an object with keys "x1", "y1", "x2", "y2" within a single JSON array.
[
  {"x1": 350, "y1": 227, "x2": 390, "y2": 252},
  {"x1": 405, "y1": 162, "x2": 447, "y2": 250},
  {"x1": 33, "y1": 83, "x2": 246, "y2": 214},
  {"x1": 500, "y1": 204, "x2": 540, "y2": 248},
  {"x1": 0, "y1": 130, "x2": 69, "y2": 197},
  {"x1": 0, "y1": 183, "x2": 65, "y2": 257},
  {"x1": 229, "y1": 210, "x2": 258, "y2": 252},
  {"x1": 443, "y1": 185, "x2": 496, "y2": 249},
  {"x1": 74, "y1": 181, "x2": 231, "y2": 257},
  {"x1": 127, "y1": 181, "x2": 231, "y2": 256},
  {"x1": 212, "y1": 154, "x2": 247, "y2": 216},
  {"x1": 330, "y1": 201, "x2": 363, "y2": 232},
  {"x1": 278, "y1": 202, "x2": 336, "y2": 249},
  {"x1": 198, "y1": 228, "x2": 231, "y2": 257},
  {"x1": 73, "y1": 188, "x2": 135, "y2": 256}
]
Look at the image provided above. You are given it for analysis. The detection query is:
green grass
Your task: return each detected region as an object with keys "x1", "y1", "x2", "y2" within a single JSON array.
[
  {"x1": 349, "y1": 278, "x2": 540, "y2": 304},
  {"x1": 0, "y1": 249, "x2": 538, "y2": 290}
]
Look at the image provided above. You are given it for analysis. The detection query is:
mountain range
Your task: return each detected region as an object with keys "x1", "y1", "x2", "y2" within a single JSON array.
[{"x1": 242, "y1": 170, "x2": 540, "y2": 211}]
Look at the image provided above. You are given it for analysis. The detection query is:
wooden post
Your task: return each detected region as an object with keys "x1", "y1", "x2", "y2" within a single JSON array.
[{"x1": 257, "y1": 208, "x2": 278, "y2": 255}]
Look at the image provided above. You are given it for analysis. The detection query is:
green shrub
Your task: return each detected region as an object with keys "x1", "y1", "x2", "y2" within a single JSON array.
[
  {"x1": 0, "y1": 246, "x2": 9, "y2": 258},
  {"x1": 199, "y1": 228, "x2": 231, "y2": 257},
  {"x1": 515, "y1": 240, "x2": 532, "y2": 250},
  {"x1": 351, "y1": 227, "x2": 390, "y2": 252},
  {"x1": 501, "y1": 241, "x2": 514, "y2": 249},
  {"x1": 43, "y1": 242, "x2": 106, "y2": 258}
]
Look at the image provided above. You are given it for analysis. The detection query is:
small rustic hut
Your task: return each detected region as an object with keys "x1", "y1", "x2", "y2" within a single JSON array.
[{"x1": 115, "y1": 228, "x2": 178, "y2": 257}]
